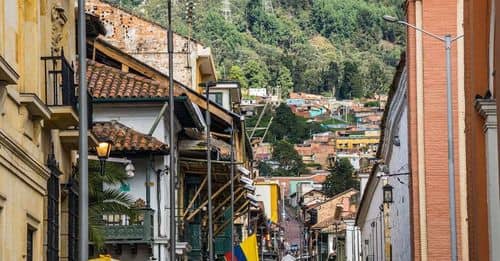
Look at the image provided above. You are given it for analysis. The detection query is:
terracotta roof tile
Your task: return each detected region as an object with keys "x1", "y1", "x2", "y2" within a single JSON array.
[
  {"x1": 92, "y1": 121, "x2": 168, "y2": 154},
  {"x1": 85, "y1": 59, "x2": 182, "y2": 100}
]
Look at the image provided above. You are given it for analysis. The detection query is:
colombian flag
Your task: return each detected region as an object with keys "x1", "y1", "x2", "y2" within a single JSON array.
[{"x1": 224, "y1": 234, "x2": 260, "y2": 261}]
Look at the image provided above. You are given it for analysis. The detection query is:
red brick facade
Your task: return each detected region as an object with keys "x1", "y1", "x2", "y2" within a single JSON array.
[
  {"x1": 85, "y1": 0, "x2": 215, "y2": 88},
  {"x1": 407, "y1": 0, "x2": 467, "y2": 259}
]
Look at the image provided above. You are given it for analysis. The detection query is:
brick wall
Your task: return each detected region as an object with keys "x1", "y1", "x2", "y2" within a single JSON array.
[
  {"x1": 407, "y1": 0, "x2": 468, "y2": 259},
  {"x1": 86, "y1": 0, "x2": 209, "y2": 88}
]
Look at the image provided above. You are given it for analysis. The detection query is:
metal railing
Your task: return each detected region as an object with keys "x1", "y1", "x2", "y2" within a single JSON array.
[
  {"x1": 41, "y1": 50, "x2": 93, "y2": 127},
  {"x1": 41, "y1": 50, "x2": 77, "y2": 109}
]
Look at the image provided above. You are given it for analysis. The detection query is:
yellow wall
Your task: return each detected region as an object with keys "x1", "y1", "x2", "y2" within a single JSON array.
[
  {"x1": 0, "y1": 0, "x2": 77, "y2": 260},
  {"x1": 335, "y1": 137, "x2": 379, "y2": 150}
]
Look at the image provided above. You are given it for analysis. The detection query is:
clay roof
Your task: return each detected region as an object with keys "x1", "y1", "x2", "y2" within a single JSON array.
[
  {"x1": 92, "y1": 121, "x2": 168, "y2": 154},
  {"x1": 86, "y1": 59, "x2": 183, "y2": 100}
]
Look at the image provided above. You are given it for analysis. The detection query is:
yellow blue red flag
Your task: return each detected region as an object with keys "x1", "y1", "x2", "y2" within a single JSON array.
[{"x1": 224, "y1": 234, "x2": 259, "y2": 261}]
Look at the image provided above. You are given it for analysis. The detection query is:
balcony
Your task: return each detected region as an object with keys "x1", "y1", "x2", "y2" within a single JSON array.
[
  {"x1": 41, "y1": 50, "x2": 93, "y2": 129},
  {"x1": 102, "y1": 208, "x2": 154, "y2": 244}
]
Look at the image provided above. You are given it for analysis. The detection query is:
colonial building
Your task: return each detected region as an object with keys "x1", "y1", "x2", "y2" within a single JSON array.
[
  {"x1": 83, "y1": 2, "x2": 254, "y2": 259},
  {"x1": 309, "y1": 189, "x2": 360, "y2": 261},
  {"x1": 0, "y1": 0, "x2": 97, "y2": 260},
  {"x1": 356, "y1": 55, "x2": 410, "y2": 261}
]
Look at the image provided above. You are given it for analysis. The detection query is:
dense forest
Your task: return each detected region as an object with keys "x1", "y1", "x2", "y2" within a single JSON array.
[{"x1": 112, "y1": 0, "x2": 405, "y2": 99}]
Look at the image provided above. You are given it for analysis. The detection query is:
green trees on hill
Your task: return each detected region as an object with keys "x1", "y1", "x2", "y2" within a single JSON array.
[
  {"x1": 121, "y1": 0, "x2": 404, "y2": 99},
  {"x1": 243, "y1": 60, "x2": 269, "y2": 89},
  {"x1": 271, "y1": 140, "x2": 306, "y2": 176},
  {"x1": 267, "y1": 103, "x2": 322, "y2": 144},
  {"x1": 323, "y1": 158, "x2": 359, "y2": 197}
]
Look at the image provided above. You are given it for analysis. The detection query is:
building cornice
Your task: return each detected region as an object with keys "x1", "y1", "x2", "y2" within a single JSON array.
[
  {"x1": 0, "y1": 130, "x2": 50, "y2": 195},
  {"x1": 475, "y1": 98, "x2": 497, "y2": 132}
]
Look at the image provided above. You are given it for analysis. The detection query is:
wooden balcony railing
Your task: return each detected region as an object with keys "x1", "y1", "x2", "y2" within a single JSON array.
[{"x1": 102, "y1": 208, "x2": 154, "y2": 243}]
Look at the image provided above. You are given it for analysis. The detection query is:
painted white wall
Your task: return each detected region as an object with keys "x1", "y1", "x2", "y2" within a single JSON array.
[
  {"x1": 359, "y1": 173, "x2": 370, "y2": 199},
  {"x1": 255, "y1": 185, "x2": 272, "y2": 221},
  {"x1": 345, "y1": 219, "x2": 362, "y2": 261},
  {"x1": 209, "y1": 89, "x2": 230, "y2": 110},
  {"x1": 94, "y1": 103, "x2": 180, "y2": 261},
  {"x1": 359, "y1": 107, "x2": 409, "y2": 261},
  {"x1": 359, "y1": 179, "x2": 384, "y2": 261},
  {"x1": 388, "y1": 106, "x2": 411, "y2": 261},
  {"x1": 93, "y1": 105, "x2": 166, "y2": 142}
]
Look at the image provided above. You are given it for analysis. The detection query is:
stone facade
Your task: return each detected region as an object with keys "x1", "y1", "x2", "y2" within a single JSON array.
[{"x1": 0, "y1": 0, "x2": 85, "y2": 260}]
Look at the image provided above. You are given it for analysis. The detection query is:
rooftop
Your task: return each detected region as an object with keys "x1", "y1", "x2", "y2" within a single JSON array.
[
  {"x1": 92, "y1": 121, "x2": 169, "y2": 154},
  {"x1": 86, "y1": 59, "x2": 183, "y2": 101}
]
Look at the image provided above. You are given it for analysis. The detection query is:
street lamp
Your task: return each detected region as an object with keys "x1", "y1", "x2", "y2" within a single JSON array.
[
  {"x1": 77, "y1": 0, "x2": 88, "y2": 259},
  {"x1": 383, "y1": 183, "x2": 393, "y2": 204},
  {"x1": 96, "y1": 140, "x2": 112, "y2": 175},
  {"x1": 383, "y1": 14, "x2": 463, "y2": 261}
]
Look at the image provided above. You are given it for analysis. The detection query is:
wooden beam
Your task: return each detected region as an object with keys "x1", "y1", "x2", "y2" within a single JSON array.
[
  {"x1": 185, "y1": 174, "x2": 240, "y2": 221},
  {"x1": 213, "y1": 188, "x2": 244, "y2": 215},
  {"x1": 214, "y1": 201, "x2": 249, "y2": 236},
  {"x1": 93, "y1": 40, "x2": 160, "y2": 80},
  {"x1": 182, "y1": 175, "x2": 208, "y2": 218}
]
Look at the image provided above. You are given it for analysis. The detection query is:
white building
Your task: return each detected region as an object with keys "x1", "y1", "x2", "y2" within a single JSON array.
[
  {"x1": 356, "y1": 63, "x2": 410, "y2": 261},
  {"x1": 87, "y1": 59, "x2": 186, "y2": 260}
]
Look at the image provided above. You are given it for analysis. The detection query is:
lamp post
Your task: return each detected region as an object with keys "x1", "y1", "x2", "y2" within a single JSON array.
[
  {"x1": 383, "y1": 15, "x2": 462, "y2": 261},
  {"x1": 229, "y1": 125, "x2": 235, "y2": 261},
  {"x1": 167, "y1": 2, "x2": 176, "y2": 260},
  {"x1": 77, "y1": 0, "x2": 88, "y2": 259},
  {"x1": 204, "y1": 80, "x2": 216, "y2": 261}
]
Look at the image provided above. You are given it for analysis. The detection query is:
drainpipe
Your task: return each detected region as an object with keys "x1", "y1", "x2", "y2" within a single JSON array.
[
  {"x1": 157, "y1": 167, "x2": 163, "y2": 261},
  {"x1": 146, "y1": 154, "x2": 152, "y2": 208}
]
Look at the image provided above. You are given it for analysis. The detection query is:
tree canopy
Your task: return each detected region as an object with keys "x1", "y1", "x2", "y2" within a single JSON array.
[
  {"x1": 120, "y1": 0, "x2": 405, "y2": 99},
  {"x1": 323, "y1": 158, "x2": 359, "y2": 197},
  {"x1": 271, "y1": 140, "x2": 306, "y2": 176}
]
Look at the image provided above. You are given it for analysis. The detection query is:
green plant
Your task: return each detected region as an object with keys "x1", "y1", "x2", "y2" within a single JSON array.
[{"x1": 87, "y1": 160, "x2": 134, "y2": 252}]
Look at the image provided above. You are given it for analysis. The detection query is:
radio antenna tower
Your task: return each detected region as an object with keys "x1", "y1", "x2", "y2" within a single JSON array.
[
  {"x1": 262, "y1": 0, "x2": 274, "y2": 14},
  {"x1": 222, "y1": 0, "x2": 231, "y2": 21}
]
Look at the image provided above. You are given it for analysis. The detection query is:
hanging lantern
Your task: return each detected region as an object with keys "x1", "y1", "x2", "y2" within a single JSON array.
[{"x1": 383, "y1": 183, "x2": 393, "y2": 204}]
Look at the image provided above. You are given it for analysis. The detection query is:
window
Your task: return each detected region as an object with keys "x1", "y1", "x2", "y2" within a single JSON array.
[
  {"x1": 68, "y1": 187, "x2": 78, "y2": 261},
  {"x1": 47, "y1": 155, "x2": 60, "y2": 261},
  {"x1": 209, "y1": 92, "x2": 223, "y2": 106},
  {"x1": 68, "y1": 167, "x2": 78, "y2": 261},
  {"x1": 27, "y1": 226, "x2": 35, "y2": 261}
]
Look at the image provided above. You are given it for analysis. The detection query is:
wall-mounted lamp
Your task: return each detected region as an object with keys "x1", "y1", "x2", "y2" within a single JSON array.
[
  {"x1": 383, "y1": 183, "x2": 393, "y2": 204},
  {"x1": 96, "y1": 139, "x2": 112, "y2": 175}
]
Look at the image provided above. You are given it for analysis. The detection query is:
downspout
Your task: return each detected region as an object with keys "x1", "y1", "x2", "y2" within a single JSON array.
[
  {"x1": 147, "y1": 154, "x2": 152, "y2": 208},
  {"x1": 156, "y1": 167, "x2": 162, "y2": 261}
]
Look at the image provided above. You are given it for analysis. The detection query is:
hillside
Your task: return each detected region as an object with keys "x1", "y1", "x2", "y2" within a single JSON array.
[{"x1": 113, "y1": 0, "x2": 406, "y2": 98}]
